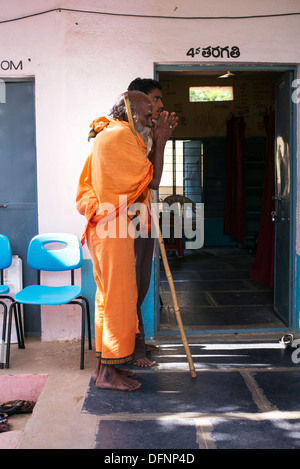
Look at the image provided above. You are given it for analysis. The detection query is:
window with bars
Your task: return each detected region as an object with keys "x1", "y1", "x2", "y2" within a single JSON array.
[{"x1": 159, "y1": 139, "x2": 203, "y2": 204}]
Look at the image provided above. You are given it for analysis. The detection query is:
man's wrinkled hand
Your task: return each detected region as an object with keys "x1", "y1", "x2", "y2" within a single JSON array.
[{"x1": 152, "y1": 111, "x2": 179, "y2": 143}]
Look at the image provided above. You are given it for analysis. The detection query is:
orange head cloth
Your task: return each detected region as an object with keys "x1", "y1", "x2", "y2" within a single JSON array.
[{"x1": 88, "y1": 116, "x2": 110, "y2": 141}]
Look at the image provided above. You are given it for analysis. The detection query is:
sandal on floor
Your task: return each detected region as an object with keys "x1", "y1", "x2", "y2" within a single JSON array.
[
  {"x1": 0, "y1": 422, "x2": 9, "y2": 433},
  {"x1": 0, "y1": 413, "x2": 9, "y2": 433},
  {"x1": 0, "y1": 400, "x2": 35, "y2": 416},
  {"x1": 0, "y1": 413, "x2": 9, "y2": 422}
]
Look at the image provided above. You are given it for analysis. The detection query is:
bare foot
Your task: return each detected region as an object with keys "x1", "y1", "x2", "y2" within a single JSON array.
[
  {"x1": 133, "y1": 356, "x2": 157, "y2": 367},
  {"x1": 95, "y1": 365, "x2": 141, "y2": 391},
  {"x1": 93, "y1": 359, "x2": 135, "y2": 381}
]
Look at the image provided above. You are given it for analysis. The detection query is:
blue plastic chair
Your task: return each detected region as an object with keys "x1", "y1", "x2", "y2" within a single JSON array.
[
  {"x1": 5, "y1": 233, "x2": 92, "y2": 369},
  {"x1": 0, "y1": 234, "x2": 24, "y2": 368}
]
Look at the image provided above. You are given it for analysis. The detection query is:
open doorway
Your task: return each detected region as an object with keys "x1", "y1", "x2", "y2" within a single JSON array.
[{"x1": 156, "y1": 66, "x2": 296, "y2": 334}]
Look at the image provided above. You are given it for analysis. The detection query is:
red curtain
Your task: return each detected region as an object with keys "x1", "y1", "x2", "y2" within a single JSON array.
[
  {"x1": 223, "y1": 115, "x2": 246, "y2": 246},
  {"x1": 249, "y1": 110, "x2": 275, "y2": 287}
]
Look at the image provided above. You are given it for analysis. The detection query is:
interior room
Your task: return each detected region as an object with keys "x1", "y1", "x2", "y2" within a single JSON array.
[{"x1": 157, "y1": 68, "x2": 287, "y2": 333}]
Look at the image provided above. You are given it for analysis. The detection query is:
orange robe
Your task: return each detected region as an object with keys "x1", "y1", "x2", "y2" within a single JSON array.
[{"x1": 76, "y1": 118, "x2": 153, "y2": 364}]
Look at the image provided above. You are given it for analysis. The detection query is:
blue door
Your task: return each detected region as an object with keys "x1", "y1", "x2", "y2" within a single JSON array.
[
  {"x1": 273, "y1": 71, "x2": 294, "y2": 326},
  {"x1": 0, "y1": 79, "x2": 39, "y2": 336}
]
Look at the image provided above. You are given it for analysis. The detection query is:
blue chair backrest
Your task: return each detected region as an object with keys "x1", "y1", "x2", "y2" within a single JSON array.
[
  {"x1": 27, "y1": 233, "x2": 83, "y2": 271},
  {"x1": 0, "y1": 234, "x2": 12, "y2": 270}
]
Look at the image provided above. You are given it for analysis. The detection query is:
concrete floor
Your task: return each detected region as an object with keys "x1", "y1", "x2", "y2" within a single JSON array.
[
  {"x1": 0, "y1": 337, "x2": 98, "y2": 449},
  {"x1": 1, "y1": 331, "x2": 300, "y2": 450}
]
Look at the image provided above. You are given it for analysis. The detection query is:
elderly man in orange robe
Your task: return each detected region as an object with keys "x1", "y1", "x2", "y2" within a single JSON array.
[{"x1": 76, "y1": 91, "x2": 177, "y2": 391}]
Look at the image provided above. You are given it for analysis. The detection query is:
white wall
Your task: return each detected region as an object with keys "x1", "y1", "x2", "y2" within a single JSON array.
[
  {"x1": 1, "y1": 0, "x2": 299, "y2": 238},
  {"x1": 1, "y1": 0, "x2": 300, "y2": 339}
]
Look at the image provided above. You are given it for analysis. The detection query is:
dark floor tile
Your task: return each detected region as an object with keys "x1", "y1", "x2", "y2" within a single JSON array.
[
  {"x1": 160, "y1": 305, "x2": 283, "y2": 327},
  {"x1": 210, "y1": 291, "x2": 273, "y2": 306},
  {"x1": 160, "y1": 290, "x2": 273, "y2": 309},
  {"x1": 254, "y1": 370, "x2": 300, "y2": 412},
  {"x1": 162, "y1": 260, "x2": 231, "y2": 272},
  {"x1": 160, "y1": 279, "x2": 251, "y2": 292},
  {"x1": 94, "y1": 419, "x2": 199, "y2": 449},
  {"x1": 212, "y1": 418, "x2": 300, "y2": 449},
  {"x1": 153, "y1": 344, "x2": 298, "y2": 369},
  {"x1": 160, "y1": 271, "x2": 202, "y2": 281},
  {"x1": 82, "y1": 372, "x2": 258, "y2": 416},
  {"x1": 196, "y1": 270, "x2": 251, "y2": 280},
  {"x1": 160, "y1": 291, "x2": 211, "y2": 307}
]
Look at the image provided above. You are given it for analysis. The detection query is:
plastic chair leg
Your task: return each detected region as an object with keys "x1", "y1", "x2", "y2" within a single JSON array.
[
  {"x1": 78, "y1": 296, "x2": 92, "y2": 350},
  {"x1": 0, "y1": 300, "x2": 7, "y2": 369},
  {"x1": 5, "y1": 299, "x2": 91, "y2": 370},
  {"x1": 0, "y1": 295, "x2": 24, "y2": 350},
  {"x1": 5, "y1": 301, "x2": 24, "y2": 369},
  {"x1": 5, "y1": 302, "x2": 14, "y2": 369},
  {"x1": 70, "y1": 300, "x2": 88, "y2": 370},
  {"x1": 13, "y1": 303, "x2": 25, "y2": 350},
  {"x1": 17, "y1": 303, "x2": 25, "y2": 349}
]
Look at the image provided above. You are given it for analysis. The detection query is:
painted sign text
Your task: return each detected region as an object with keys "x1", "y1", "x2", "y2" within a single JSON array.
[
  {"x1": 186, "y1": 46, "x2": 240, "y2": 59},
  {"x1": 0, "y1": 60, "x2": 23, "y2": 71}
]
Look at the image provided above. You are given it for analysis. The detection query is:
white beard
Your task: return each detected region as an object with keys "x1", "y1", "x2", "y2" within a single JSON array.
[
  {"x1": 139, "y1": 126, "x2": 153, "y2": 156},
  {"x1": 139, "y1": 126, "x2": 151, "y2": 143}
]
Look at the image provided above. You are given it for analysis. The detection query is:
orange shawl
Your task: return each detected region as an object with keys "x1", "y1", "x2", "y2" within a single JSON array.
[{"x1": 76, "y1": 118, "x2": 153, "y2": 244}]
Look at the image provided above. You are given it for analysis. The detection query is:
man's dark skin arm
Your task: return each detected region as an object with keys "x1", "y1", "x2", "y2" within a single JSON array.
[{"x1": 148, "y1": 111, "x2": 178, "y2": 190}]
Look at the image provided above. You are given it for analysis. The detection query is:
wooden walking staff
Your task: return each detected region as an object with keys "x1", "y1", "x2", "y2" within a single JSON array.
[{"x1": 123, "y1": 92, "x2": 197, "y2": 379}]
